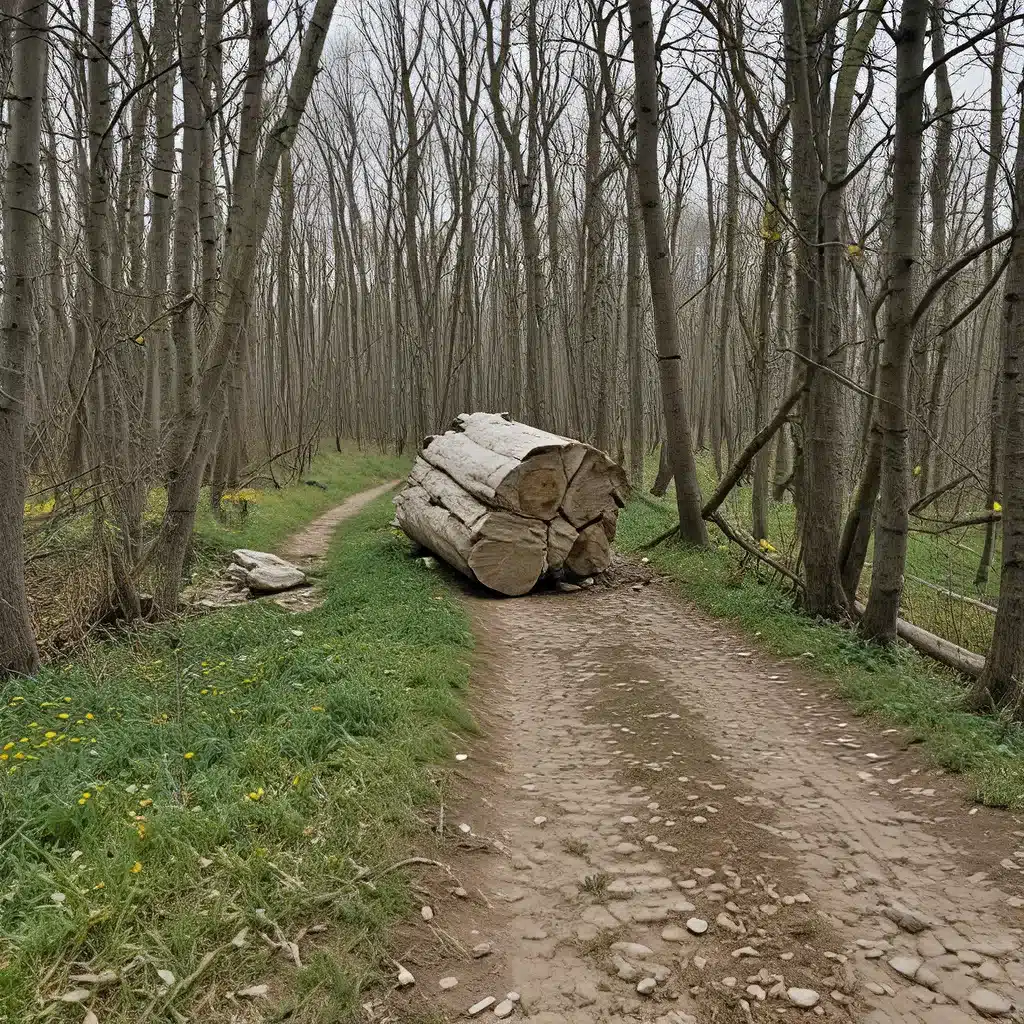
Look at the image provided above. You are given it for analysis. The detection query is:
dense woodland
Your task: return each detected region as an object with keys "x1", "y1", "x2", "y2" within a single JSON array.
[{"x1": 2, "y1": 0, "x2": 1024, "y2": 711}]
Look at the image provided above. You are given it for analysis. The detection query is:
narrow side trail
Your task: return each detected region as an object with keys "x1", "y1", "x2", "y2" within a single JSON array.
[
  {"x1": 389, "y1": 582, "x2": 1024, "y2": 1024},
  {"x1": 278, "y1": 480, "x2": 401, "y2": 562}
]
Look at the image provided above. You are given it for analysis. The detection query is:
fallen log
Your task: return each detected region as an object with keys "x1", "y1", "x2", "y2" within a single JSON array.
[
  {"x1": 852, "y1": 601, "x2": 985, "y2": 679},
  {"x1": 396, "y1": 413, "x2": 626, "y2": 595}
]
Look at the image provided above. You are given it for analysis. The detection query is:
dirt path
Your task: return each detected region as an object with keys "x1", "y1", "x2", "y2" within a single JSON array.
[
  {"x1": 386, "y1": 580, "x2": 1024, "y2": 1024},
  {"x1": 278, "y1": 480, "x2": 401, "y2": 562}
]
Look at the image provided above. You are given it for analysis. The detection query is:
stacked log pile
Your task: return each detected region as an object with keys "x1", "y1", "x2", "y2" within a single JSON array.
[{"x1": 394, "y1": 413, "x2": 628, "y2": 595}]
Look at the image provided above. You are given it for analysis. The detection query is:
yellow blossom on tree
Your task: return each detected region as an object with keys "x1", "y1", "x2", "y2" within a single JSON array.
[{"x1": 994, "y1": 501, "x2": 1003, "y2": 512}]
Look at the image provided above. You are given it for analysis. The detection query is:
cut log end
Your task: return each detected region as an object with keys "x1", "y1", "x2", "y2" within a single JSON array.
[{"x1": 397, "y1": 413, "x2": 625, "y2": 595}]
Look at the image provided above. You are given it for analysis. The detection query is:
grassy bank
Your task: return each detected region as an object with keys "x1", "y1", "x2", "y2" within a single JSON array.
[
  {"x1": 647, "y1": 453, "x2": 1000, "y2": 653},
  {"x1": 1, "y1": 492, "x2": 472, "y2": 1022},
  {"x1": 618, "y1": 495, "x2": 1024, "y2": 809},
  {"x1": 25, "y1": 446, "x2": 409, "y2": 654},
  {"x1": 191, "y1": 445, "x2": 409, "y2": 558}
]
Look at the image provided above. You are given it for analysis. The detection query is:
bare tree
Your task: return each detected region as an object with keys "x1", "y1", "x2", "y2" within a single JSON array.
[{"x1": 0, "y1": 0, "x2": 46, "y2": 677}]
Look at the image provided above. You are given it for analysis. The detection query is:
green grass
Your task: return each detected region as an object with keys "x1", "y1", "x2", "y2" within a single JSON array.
[
  {"x1": 619, "y1": 490, "x2": 1024, "y2": 809},
  {"x1": 1, "y1": 494, "x2": 472, "y2": 1022},
  {"x1": 645, "y1": 452, "x2": 1001, "y2": 653},
  {"x1": 191, "y1": 445, "x2": 409, "y2": 557}
]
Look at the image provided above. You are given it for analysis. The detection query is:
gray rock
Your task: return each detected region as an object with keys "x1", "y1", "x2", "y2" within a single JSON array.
[
  {"x1": 787, "y1": 988, "x2": 820, "y2": 1008},
  {"x1": 637, "y1": 978, "x2": 657, "y2": 995},
  {"x1": 686, "y1": 917, "x2": 709, "y2": 935},
  {"x1": 957, "y1": 949, "x2": 984, "y2": 966},
  {"x1": 914, "y1": 966, "x2": 941, "y2": 990},
  {"x1": 612, "y1": 955, "x2": 638, "y2": 981},
  {"x1": 468, "y1": 997, "x2": 496, "y2": 1016},
  {"x1": 574, "y1": 981, "x2": 599, "y2": 1007},
  {"x1": 661, "y1": 925, "x2": 688, "y2": 942},
  {"x1": 493, "y1": 999, "x2": 515, "y2": 1018},
  {"x1": 611, "y1": 941, "x2": 654, "y2": 957},
  {"x1": 439, "y1": 977, "x2": 458, "y2": 990},
  {"x1": 917, "y1": 934, "x2": 946, "y2": 959},
  {"x1": 247, "y1": 563, "x2": 306, "y2": 592},
  {"x1": 883, "y1": 902, "x2": 931, "y2": 934},
  {"x1": 472, "y1": 942, "x2": 493, "y2": 958},
  {"x1": 967, "y1": 988, "x2": 1013, "y2": 1016},
  {"x1": 888, "y1": 955, "x2": 923, "y2": 979}
]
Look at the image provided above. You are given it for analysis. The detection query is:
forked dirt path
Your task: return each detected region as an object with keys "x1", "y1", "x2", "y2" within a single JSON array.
[
  {"x1": 386, "y1": 579, "x2": 1024, "y2": 1024},
  {"x1": 278, "y1": 480, "x2": 401, "y2": 562}
]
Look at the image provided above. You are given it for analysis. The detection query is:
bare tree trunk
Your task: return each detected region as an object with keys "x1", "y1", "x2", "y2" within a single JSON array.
[
  {"x1": 629, "y1": 0, "x2": 706, "y2": 546},
  {"x1": 970, "y1": 72, "x2": 1024, "y2": 713},
  {"x1": 0, "y1": 0, "x2": 46, "y2": 678},
  {"x1": 781, "y1": 0, "x2": 848, "y2": 618},
  {"x1": 977, "y1": 2, "x2": 1007, "y2": 590},
  {"x1": 152, "y1": 0, "x2": 337, "y2": 611},
  {"x1": 626, "y1": 168, "x2": 644, "y2": 487},
  {"x1": 860, "y1": 0, "x2": 927, "y2": 643}
]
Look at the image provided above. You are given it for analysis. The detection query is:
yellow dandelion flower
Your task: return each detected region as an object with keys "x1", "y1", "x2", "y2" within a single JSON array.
[
  {"x1": 0, "y1": 755, "x2": 7, "y2": 761},
  {"x1": 130, "y1": 861, "x2": 143, "y2": 874},
  {"x1": 57, "y1": 713, "x2": 69, "y2": 720},
  {"x1": 93, "y1": 881, "x2": 105, "y2": 890},
  {"x1": 139, "y1": 798, "x2": 152, "y2": 807},
  {"x1": 183, "y1": 751, "x2": 195, "y2": 760},
  {"x1": 994, "y1": 501, "x2": 1003, "y2": 512},
  {"x1": 81, "y1": 792, "x2": 91, "y2": 800},
  {"x1": 2, "y1": 743, "x2": 13, "y2": 751},
  {"x1": 78, "y1": 798, "x2": 87, "y2": 805},
  {"x1": 44, "y1": 731, "x2": 56, "y2": 739},
  {"x1": 248, "y1": 787, "x2": 264, "y2": 801},
  {"x1": 85, "y1": 713, "x2": 94, "y2": 721},
  {"x1": 13, "y1": 752, "x2": 25, "y2": 760},
  {"x1": 70, "y1": 738, "x2": 80, "y2": 743},
  {"x1": 63, "y1": 697, "x2": 71, "y2": 703}
]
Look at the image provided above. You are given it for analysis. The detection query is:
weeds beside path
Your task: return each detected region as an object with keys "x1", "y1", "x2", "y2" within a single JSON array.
[
  {"x1": 1, "y1": 470, "x2": 473, "y2": 1023},
  {"x1": 618, "y1": 497, "x2": 1024, "y2": 809}
]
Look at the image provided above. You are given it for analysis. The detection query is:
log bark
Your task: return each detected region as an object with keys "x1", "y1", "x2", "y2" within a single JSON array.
[
  {"x1": 397, "y1": 413, "x2": 625, "y2": 594},
  {"x1": 421, "y1": 431, "x2": 569, "y2": 520},
  {"x1": 852, "y1": 602, "x2": 984, "y2": 680}
]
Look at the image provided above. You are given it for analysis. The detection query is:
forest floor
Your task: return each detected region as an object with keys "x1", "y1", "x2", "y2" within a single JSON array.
[
  {"x1": 381, "y1": 571, "x2": 1024, "y2": 1024},
  {"x1": 1, "y1": 456, "x2": 481, "y2": 1024},
  {"x1": 10, "y1": 455, "x2": 1024, "y2": 1024}
]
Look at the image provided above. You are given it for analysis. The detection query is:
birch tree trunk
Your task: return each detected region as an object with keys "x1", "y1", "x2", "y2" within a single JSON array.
[{"x1": 0, "y1": 0, "x2": 46, "y2": 678}]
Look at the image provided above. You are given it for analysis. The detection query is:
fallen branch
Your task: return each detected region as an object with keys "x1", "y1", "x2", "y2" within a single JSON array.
[
  {"x1": 904, "y1": 573, "x2": 998, "y2": 614},
  {"x1": 911, "y1": 511, "x2": 1000, "y2": 535},
  {"x1": 702, "y1": 376, "x2": 807, "y2": 520},
  {"x1": 640, "y1": 377, "x2": 806, "y2": 548},
  {"x1": 707, "y1": 512, "x2": 805, "y2": 589},
  {"x1": 372, "y1": 856, "x2": 453, "y2": 879},
  {"x1": 852, "y1": 601, "x2": 985, "y2": 679},
  {"x1": 908, "y1": 473, "x2": 972, "y2": 515}
]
